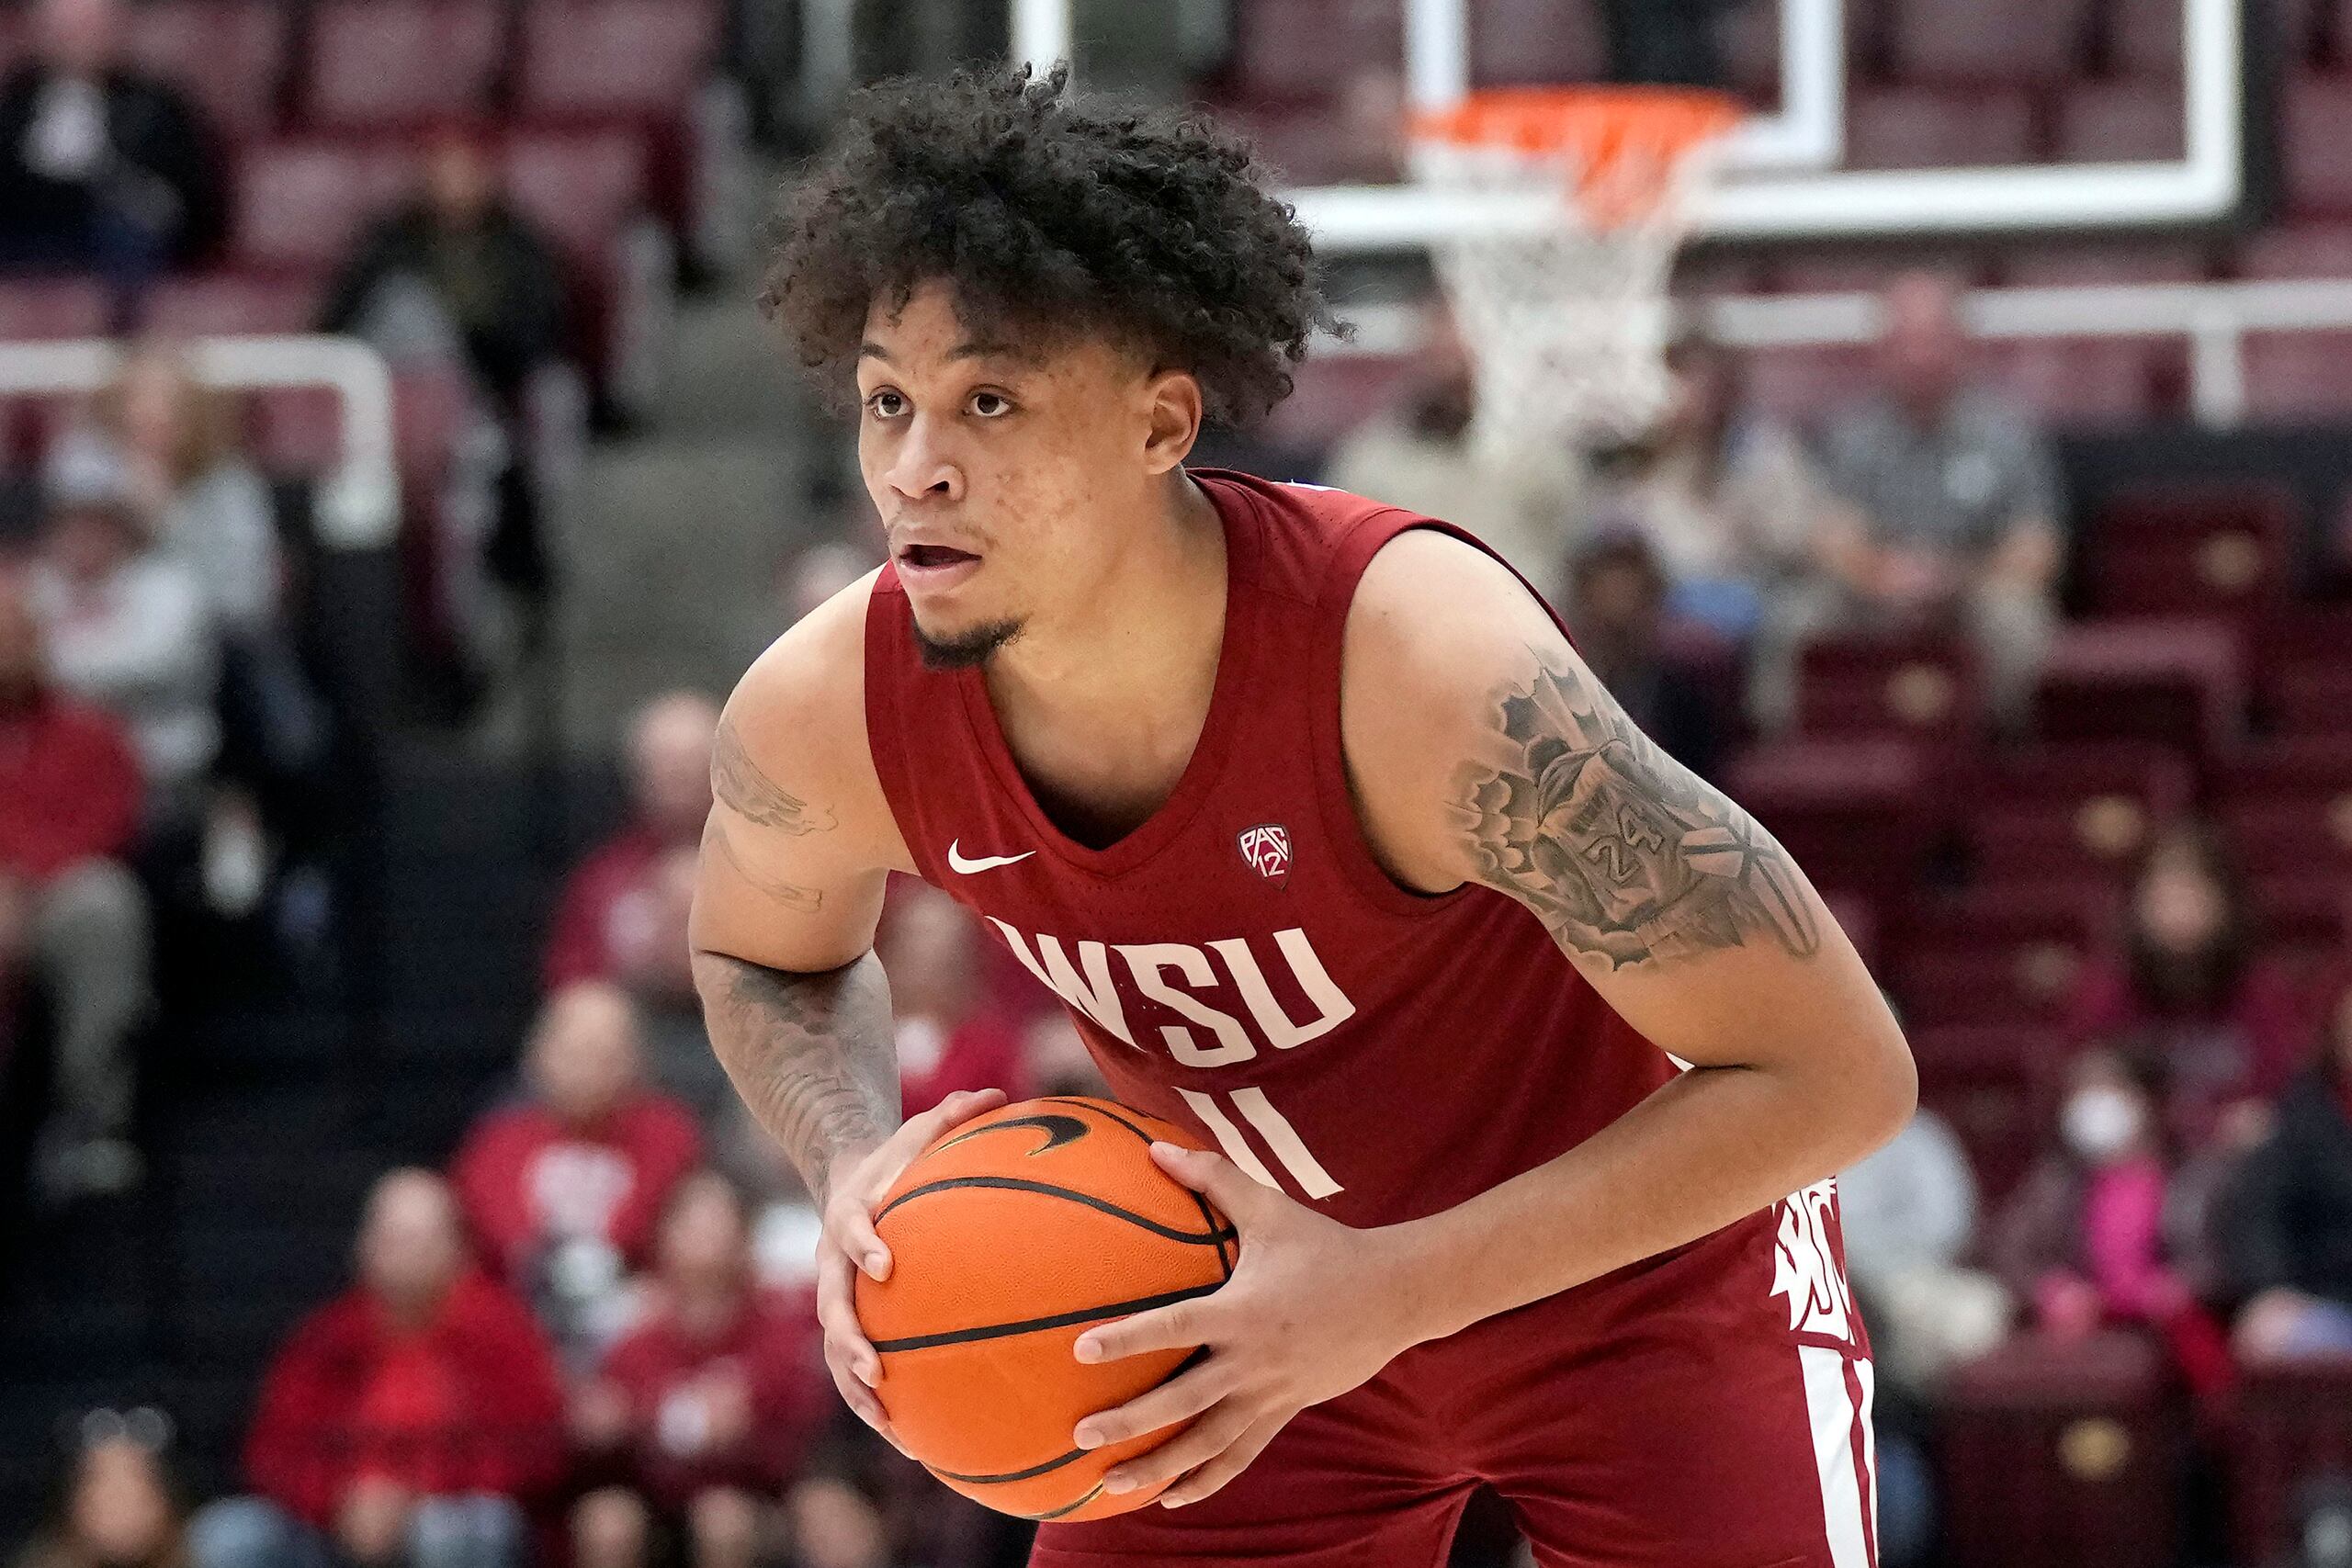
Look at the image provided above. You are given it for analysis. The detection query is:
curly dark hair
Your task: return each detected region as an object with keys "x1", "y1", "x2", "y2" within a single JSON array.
[{"x1": 759, "y1": 62, "x2": 1340, "y2": 424}]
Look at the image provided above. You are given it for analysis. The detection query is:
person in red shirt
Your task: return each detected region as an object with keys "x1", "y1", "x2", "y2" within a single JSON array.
[
  {"x1": 571, "y1": 1169, "x2": 833, "y2": 1568},
  {"x1": 451, "y1": 981, "x2": 703, "y2": 1363},
  {"x1": 872, "y1": 882, "x2": 1029, "y2": 1118},
  {"x1": 543, "y1": 692, "x2": 719, "y2": 993},
  {"x1": 190, "y1": 1169, "x2": 566, "y2": 1568},
  {"x1": 0, "y1": 569, "x2": 151, "y2": 1204}
]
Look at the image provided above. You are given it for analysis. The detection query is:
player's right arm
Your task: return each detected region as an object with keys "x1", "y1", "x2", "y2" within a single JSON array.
[{"x1": 688, "y1": 572, "x2": 1005, "y2": 1446}]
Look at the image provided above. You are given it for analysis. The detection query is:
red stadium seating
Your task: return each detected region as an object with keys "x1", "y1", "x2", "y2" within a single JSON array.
[
  {"x1": 2237, "y1": 221, "x2": 2352, "y2": 278},
  {"x1": 1894, "y1": 948, "x2": 2079, "y2": 1030},
  {"x1": 2225, "y1": 1363, "x2": 2352, "y2": 1568},
  {"x1": 2031, "y1": 618, "x2": 2245, "y2": 753},
  {"x1": 1225, "y1": 0, "x2": 1403, "y2": 101},
  {"x1": 515, "y1": 0, "x2": 719, "y2": 118},
  {"x1": 2254, "y1": 604, "x2": 2352, "y2": 734},
  {"x1": 0, "y1": 13, "x2": 21, "y2": 79},
  {"x1": 1940, "y1": 1333, "x2": 2186, "y2": 1568},
  {"x1": 1993, "y1": 338, "x2": 2171, "y2": 426},
  {"x1": 501, "y1": 127, "x2": 650, "y2": 258},
  {"x1": 1739, "y1": 344, "x2": 1873, "y2": 422},
  {"x1": 1848, "y1": 85, "x2": 2037, "y2": 170},
  {"x1": 301, "y1": 0, "x2": 506, "y2": 129},
  {"x1": 140, "y1": 272, "x2": 320, "y2": 337},
  {"x1": 0, "y1": 279, "x2": 109, "y2": 341},
  {"x1": 1265, "y1": 355, "x2": 1412, "y2": 454},
  {"x1": 2281, "y1": 74, "x2": 2352, "y2": 217},
  {"x1": 1906, "y1": 1024, "x2": 2065, "y2": 1200},
  {"x1": 232, "y1": 138, "x2": 417, "y2": 273},
  {"x1": 2083, "y1": 481, "x2": 2301, "y2": 622},
  {"x1": 1469, "y1": 0, "x2": 1605, "y2": 85},
  {"x1": 1886, "y1": 0, "x2": 2095, "y2": 85},
  {"x1": 125, "y1": 0, "x2": 289, "y2": 139},
  {"x1": 1963, "y1": 741, "x2": 2196, "y2": 892},
  {"x1": 2004, "y1": 243, "x2": 2213, "y2": 286},
  {"x1": 2052, "y1": 78, "x2": 2186, "y2": 161},
  {"x1": 2243, "y1": 331, "x2": 2352, "y2": 422},
  {"x1": 2214, "y1": 741, "x2": 2352, "y2": 907},
  {"x1": 247, "y1": 386, "x2": 345, "y2": 476},
  {"x1": 1724, "y1": 737, "x2": 1932, "y2": 905},
  {"x1": 1793, "y1": 632, "x2": 1983, "y2": 741}
]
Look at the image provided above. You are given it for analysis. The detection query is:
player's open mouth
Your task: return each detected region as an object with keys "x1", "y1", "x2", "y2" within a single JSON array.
[{"x1": 899, "y1": 543, "x2": 983, "y2": 583}]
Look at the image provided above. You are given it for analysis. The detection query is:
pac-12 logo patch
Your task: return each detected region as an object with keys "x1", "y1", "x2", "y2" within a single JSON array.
[{"x1": 1238, "y1": 823, "x2": 1291, "y2": 885}]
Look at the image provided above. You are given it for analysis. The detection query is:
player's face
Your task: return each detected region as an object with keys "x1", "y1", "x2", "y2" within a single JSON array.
[{"x1": 855, "y1": 281, "x2": 1170, "y2": 663}]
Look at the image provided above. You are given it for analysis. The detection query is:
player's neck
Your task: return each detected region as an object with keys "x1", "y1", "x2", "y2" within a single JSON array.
[{"x1": 986, "y1": 470, "x2": 1227, "y2": 726}]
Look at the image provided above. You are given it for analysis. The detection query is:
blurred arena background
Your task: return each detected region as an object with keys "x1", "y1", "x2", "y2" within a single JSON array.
[{"x1": 4, "y1": 0, "x2": 2352, "y2": 1565}]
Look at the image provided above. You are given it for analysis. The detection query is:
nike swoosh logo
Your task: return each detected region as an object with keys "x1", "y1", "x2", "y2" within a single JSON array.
[{"x1": 946, "y1": 839, "x2": 1035, "y2": 874}]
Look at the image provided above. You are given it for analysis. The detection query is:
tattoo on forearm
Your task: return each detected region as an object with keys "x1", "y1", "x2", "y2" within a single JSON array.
[
  {"x1": 696, "y1": 951, "x2": 898, "y2": 1203},
  {"x1": 1455, "y1": 648, "x2": 1820, "y2": 970},
  {"x1": 711, "y1": 716, "x2": 839, "y2": 835},
  {"x1": 702, "y1": 816, "x2": 824, "y2": 913}
]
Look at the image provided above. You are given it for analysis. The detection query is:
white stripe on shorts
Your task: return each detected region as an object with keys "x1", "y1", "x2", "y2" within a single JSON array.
[{"x1": 1797, "y1": 1343, "x2": 1877, "y2": 1568}]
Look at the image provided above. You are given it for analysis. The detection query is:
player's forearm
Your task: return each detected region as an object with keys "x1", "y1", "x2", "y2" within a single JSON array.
[
  {"x1": 1383, "y1": 1047, "x2": 1912, "y2": 1346},
  {"x1": 692, "y1": 948, "x2": 899, "y2": 1205}
]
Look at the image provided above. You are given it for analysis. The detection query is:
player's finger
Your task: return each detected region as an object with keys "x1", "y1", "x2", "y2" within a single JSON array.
[
  {"x1": 1148, "y1": 1142, "x2": 1273, "y2": 1224},
  {"x1": 1073, "y1": 1292, "x2": 1216, "y2": 1366},
  {"x1": 1071, "y1": 1359, "x2": 1227, "y2": 1450},
  {"x1": 1101, "y1": 1401, "x2": 1254, "y2": 1496},
  {"x1": 1159, "y1": 1415, "x2": 1284, "y2": 1508},
  {"x1": 814, "y1": 1246, "x2": 880, "y2": 1384},
  {"x1": 893, "y1": 1087, "x2": 1009, "y2": 1152},
  {"x1": 826, "y1": 1356, "x2": 912, "y2": 1458},
  {"x1": 830, "y1": 1194, "x2": 893, "y2": 1282}
]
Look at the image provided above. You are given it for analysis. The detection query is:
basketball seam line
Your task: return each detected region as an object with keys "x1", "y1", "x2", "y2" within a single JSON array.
[
  {"x1": 931, "y1": 1446, "x2": 1087, "y2": 1484},
  {"x1": 868, "y1": 1282, "x2": 1221, "y2": 1353},
  {"x1": 874, "y1": 1175, "x2": 1238, "y2": 1246},
  {"x1": 1021, "y1": 1482, "x2": 1107, "y2": 1522},
  {"x1": 1037, "y1": 1099, "x2": 1237, "y2": 1280}
]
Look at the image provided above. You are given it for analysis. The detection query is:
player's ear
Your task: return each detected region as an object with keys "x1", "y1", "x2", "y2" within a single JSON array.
[{"x1": 1139, "y1": 367, "x2": 1203, "y2": 476}]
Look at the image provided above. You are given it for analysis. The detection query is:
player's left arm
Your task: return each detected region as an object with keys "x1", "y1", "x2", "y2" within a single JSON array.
[{"x1": 1065, "y1": 528, "x2": 1914, "y2": 1509}]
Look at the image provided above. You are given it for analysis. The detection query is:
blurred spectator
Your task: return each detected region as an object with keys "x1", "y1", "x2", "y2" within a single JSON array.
[
  {"x1": 15, "y1": 1420, "x2": 196, "y2": 1568},
  {"x1": 1802, "y1": 272, "x2": 2064, "y2": 728},
  {"x1": 452, "y1": 982, "x2": 702, "y2": 1364},
  {"x1": 571, "y1": 1171, "x2": 831, "y2": 1568},
  {"x1": 27, "y1": 473, "x2": 217, "y2": 817},
  {"x1": 1559, "y1": 527, "x2": 1730, "y2": 783},
  {"x1": 0, "y1": 0, "x2": 225, "y2": 295},
  {"x1": 1579, "y1": 331, "x2": 1831, "y2": 645},
  {"x1": 2066, "y1": 820, "x2": 2306, "y2": 1150},
  {"x1": 875, "y1": 883, "x2": 1028, "y2": 1119},
  {"x1": 193, "y1": 1170, "x2": 564, "y2": 1568},
  {"x1": 780, "y1": 1443, "x2": 925, "y2": 1568},
  {"x1": 2222, "y1": 976, "x2": 2352, "y2": 1362},
  {"x1": 1992, "y1": 1050, "x2": 2234, "y2": 1396},
  {"x1": 320, "y1": 124, "x2": 569, "y2": 616},
  {"x1": 547, "y1": 693, "x2": 718, "y2": 992},
  {"x1": 48, "y1": 343, "x2": 327, "y2": 806},
  {"x1": 1838, "y1": 1102, "x2": 2011, "y2": 1393},
  {"x1": 0, "y1": 570, "x2": 150, "y2": 1205},
  {"x1": 1320, "y1": 297, "x2": 1584, "y2": 591}
]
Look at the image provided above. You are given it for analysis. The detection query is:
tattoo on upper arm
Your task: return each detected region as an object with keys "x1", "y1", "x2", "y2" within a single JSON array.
[
  {"x1": 702, "y1": 816, "x2": 824, "y2": 913},
  {"x1": 711, "y1": 715, "x2": 839, "y2": 835},
  {"x1": 698, "y1": 952, "x2": 895, "y2": 1203},
  {"x1": 1454, "y1": 648, "x2": 1820, "y2": 971}
]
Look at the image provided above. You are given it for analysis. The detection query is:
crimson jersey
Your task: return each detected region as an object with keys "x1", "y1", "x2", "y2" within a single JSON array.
[
  {"x1": 869, "y1": 469, "x2": 1669, "y2": 1231},
  {"x1": 867, "y1": 471, "x2": 1879, "y2": 1566}
]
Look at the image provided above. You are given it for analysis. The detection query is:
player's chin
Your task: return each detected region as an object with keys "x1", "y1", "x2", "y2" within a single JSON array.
[{"x1": 909, "y1": 603, "x2": 1025, "y2": 671}]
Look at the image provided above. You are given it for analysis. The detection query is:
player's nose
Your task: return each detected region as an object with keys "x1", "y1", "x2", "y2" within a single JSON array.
[{"x1": 884, "y1": 414, "x2": 965, "y2": 505}]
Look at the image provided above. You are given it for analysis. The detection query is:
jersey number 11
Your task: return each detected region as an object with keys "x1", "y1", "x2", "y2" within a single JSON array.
[{"x1": 1173, "y1": 1086, "x2": 1344, "y2": 1201}]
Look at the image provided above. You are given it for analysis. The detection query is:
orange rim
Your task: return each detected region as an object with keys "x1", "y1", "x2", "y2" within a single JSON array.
[{"x1": 1408, "y1": 85, "x2": 1743, "y2": 227}]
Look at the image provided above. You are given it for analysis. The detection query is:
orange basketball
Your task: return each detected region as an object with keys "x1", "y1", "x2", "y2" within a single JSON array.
[{"x1": 854, "y1": 1095, "x2": 1237, "y2": 1521}]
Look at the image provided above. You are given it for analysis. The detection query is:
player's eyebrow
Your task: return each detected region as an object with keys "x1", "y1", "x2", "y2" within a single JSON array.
[{"x1": 856, "y1": 339, "x2": 1033, "y2": 366}]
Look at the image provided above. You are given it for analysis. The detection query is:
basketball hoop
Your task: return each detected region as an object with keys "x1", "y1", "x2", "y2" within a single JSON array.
[{"x1": 1406, "y1": 86, "x2": 1743, "y2": 453}]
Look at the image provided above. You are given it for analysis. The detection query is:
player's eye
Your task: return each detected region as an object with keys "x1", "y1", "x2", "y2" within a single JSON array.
[
  {"x1": 865, "y1": 389, "x2": 909, "y2": 420},
  {"x1": 967, "y1": 390, "x2": 1014, "y2": 419}
]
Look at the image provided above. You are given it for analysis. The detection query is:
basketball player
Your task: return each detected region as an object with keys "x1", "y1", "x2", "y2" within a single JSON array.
[{"x1": 691, "y1": 64, "x2": 1914, "y2": 1568}]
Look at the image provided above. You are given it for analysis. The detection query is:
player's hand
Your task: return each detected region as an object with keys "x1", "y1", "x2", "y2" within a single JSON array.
[
  {"x1": 814, "y1": 1086, "x2": 1009, "y2": 1458},
  {"x1": 1066, "y1": 1142, "x2": 1432, "y2": 1509}
]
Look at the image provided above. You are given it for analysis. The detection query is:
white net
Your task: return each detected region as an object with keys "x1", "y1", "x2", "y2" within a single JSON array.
[{"x1": 1407, "y1": 99, "x2": 1735, "y2": 455}]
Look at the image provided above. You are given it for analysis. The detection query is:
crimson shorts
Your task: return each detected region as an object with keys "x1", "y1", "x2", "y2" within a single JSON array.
[{"x1": 1029, "y1": 1185, "x2": 1878, "y2": 1568}]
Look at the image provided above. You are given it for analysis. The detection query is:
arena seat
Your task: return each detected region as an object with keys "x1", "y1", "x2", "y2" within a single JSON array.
[
  {"x1": 140, "y1": 272, "x2": 320, "y2": 337},
  {"x1": 2243, "y1": 331, "x2": 2352, "y2": 422},
  {"x1": 1848, "y1": 85, "x2": 2037, "y2": 170},
  {"x1": 1940, "y1": 1332, "x2": 2186, "y2": 1568},
  {"x1": 1265, "y1": 355, "x2": 1413, "y2": 456},
  {"x1": 2254, "y1": 604, "x2": 2352, "y2": 734},
  {"x1": 1962, "y1": 741, "x2": 2195, "y2": 891},
  {"x1": 247, "y1": 386, "x2": 345, "y2": 477},
  {"x1": 2051, "y1": 77, "x2": 2186, "y2": 161},
  {"x1": 1900, "y1": 882, "x2": 2107, "y2": 963},
  {"x1": 125, "y1": 0, "x2": 289, "y2": 140},
  {"x1": 1886, "y1": 0, "x2": 2095, "y2": 85},
  {"x1": 1894, "y1": 949, "x2": 2077, "y2": 1031},
  {"x1": 1469, "y1": 0, "x2": 1605, "y2": 85},
  {"x1": 0, "y1": 279, "x2": 109, "y2": 342},
  {"x1": 2214, "y1": 740, "x2": 2352, "y2": 904},
  {"x1": 1793, "y1": 632, "x2": 1983, "y2": 742},
  {"x1": 2003, "y1": 242, "x2": 2214, "y2": 286},
  {"x1": 1225, "y1": 0, "x2": 1403, "y2": 101},
  {"x1": 232, "y1": 138, "x2": 418, "y2": 274},
  {"x1": 301, "y1": 0, "x2": 506, "y2": 130},
  {"x1": 514, "y1": 0, "x2": 720, "y2": 118},
  {"x1": 1738, "y1": 343, "x2": 1873, "y2": 421},
  {"x1": 2031, "y1": 618, "x2": 2245, "y2": 754},
  {"x1": 2237, "y1": 221, "x2": 2352, "y2": 277},
  {"x1": 1993, "y1": 337, "x2": 2171, "y2": 426},
  {"x1": 2281, "y1": 74, "x2": 2352, "y2": 217},
  {"x1": 1724, "y1": 736, "x2": 1932, "y2": 905},
  {"x1": 1905, "y1": 1024, "x2": 2063, "y2": 1201},
  {"x1": 2224, "y1": 1363, "x2": 2352, "y2": 1568},
  {"x1": 501, "y1": 127, "x2": 649, "y2": 260},
  {"x1": 2083, "y1": 481, "x2": 2301, "y2": 622}
]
